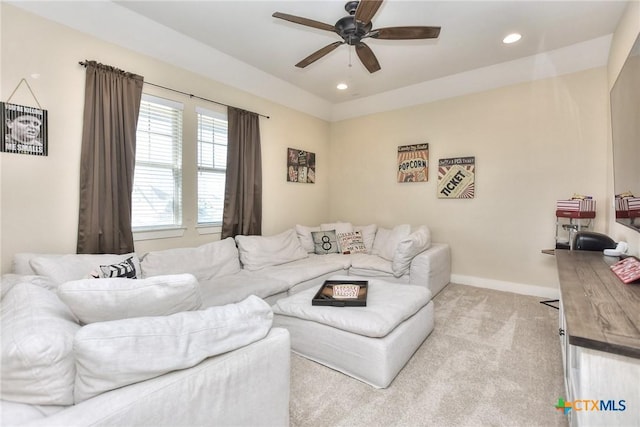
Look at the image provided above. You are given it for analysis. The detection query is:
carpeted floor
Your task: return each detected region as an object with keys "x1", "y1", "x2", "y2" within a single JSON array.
[{"x1": 289, "y1": 283, "x2": 568, "y2": 427}]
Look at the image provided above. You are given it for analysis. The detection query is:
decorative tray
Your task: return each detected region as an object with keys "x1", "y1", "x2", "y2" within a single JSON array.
[{"x1": 312, "y1": 280, "x2": 368, "y2": 307}]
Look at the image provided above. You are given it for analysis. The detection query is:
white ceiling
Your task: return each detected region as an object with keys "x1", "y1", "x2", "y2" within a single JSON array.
[{"x1": 9, "y1": 0, "x2": 629, "y2": 121}]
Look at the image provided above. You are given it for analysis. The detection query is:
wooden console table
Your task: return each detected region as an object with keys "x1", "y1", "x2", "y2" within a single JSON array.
[{"x1": 555, "y1": 250, "x2": 640, "y2": 426}]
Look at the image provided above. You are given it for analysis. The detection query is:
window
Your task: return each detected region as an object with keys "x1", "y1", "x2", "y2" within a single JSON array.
[
  {"x1": 196, "y1": 107, "x2": 228, "y2": 225},
  {"x1": 132, "y1": 94, "x2": 183, "y2": 230}
]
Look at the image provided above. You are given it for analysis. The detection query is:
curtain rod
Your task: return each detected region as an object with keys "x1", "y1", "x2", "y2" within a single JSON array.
[{"x1": 78, "y1": 61, "x2": 270, "y2": 119}]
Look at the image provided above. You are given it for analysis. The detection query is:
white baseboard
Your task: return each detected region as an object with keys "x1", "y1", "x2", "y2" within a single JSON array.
[{"x1": 450, "y1": 274, "x2": 560, "y2": 300}]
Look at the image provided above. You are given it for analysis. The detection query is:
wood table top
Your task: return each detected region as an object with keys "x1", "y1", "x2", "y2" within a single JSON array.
[{"x1": 555, "y1": 249, "x2": 640, "y2": 359}]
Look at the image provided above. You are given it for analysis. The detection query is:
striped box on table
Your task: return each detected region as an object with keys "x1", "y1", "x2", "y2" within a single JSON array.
[
  {"x1": 556, "y1": 199, "x2": 595, "y2": 218},
  {"x1": 627, "y1": 197, "x2": 640, "y2": 218}
]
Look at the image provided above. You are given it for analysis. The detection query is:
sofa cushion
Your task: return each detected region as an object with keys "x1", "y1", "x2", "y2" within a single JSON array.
[
  {"x1": 140, "y1": 238, "x2": 240, "y2": 281},
  {"x1": 235, "y1": 229, "x2": 308, "y2": 271},
  {"x1": 1, "y1": 283, "x2": 80, "y2": 406},
  {"x1": 258, "y1": 254, "x2": 351, "y2": 287},
  {"x1": 295, "y1": 224, "x2": 321, "y2": 253},
  {"x1": 28, "y1": 253, "x2": 142, "y2": 285},
  {"x1": 199, "y1": 270, "x2": 291, "y2": 307},
  {"x1": 311, "y1": 230, "x2": 339, "y2": 255},
  {"x1": 73, "y1": 295, "x2": 274, "y2": 403},
  {"x1": 1, "y1": 274, "x2": 57, "y2": 300},
  {"x1": 354, "y1": 224, "x2": 378, "y2": 253},
  {"x1": 57, "y1": 274, "x2": 202, "y2": 324},
  {"x1": 372, "y1": 225, "x2": 411, "y2": 261},
  {"x1": 349, "y1": 253, "x2": 395, "y2": 276},
  {"x1": 336, "y1": 231, "x2": 367, "y2": 254},
  {"x1": 392, "y1": 226, "x2": 432, "y2": 277}
]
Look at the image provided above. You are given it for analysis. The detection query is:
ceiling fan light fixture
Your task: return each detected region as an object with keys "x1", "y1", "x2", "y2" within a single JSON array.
[
  {"x1": 337, "y1": 82, "x2": 349, "y2": 90},
  {"x1": 503, "y1": 33, "x2": 522, "y2": 44}
]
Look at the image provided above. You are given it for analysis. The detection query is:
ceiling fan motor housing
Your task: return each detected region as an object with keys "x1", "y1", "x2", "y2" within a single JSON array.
[{"x1": 335, "y1": 16, "x2": 372, "y2": 45}]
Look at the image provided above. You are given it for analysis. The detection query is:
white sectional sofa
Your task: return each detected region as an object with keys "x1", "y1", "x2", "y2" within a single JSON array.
[{"x1": 0, "y1": 222, "x2": 450, "y2": 426}]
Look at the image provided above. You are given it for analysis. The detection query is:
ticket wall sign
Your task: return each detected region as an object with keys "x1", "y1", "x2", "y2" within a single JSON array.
[
  {"x1": 437, "y1": 156, "x2": 475, "y2": 199},
  {"x1": 397, "y1": 143, "x2": 428, "y2": 183}
]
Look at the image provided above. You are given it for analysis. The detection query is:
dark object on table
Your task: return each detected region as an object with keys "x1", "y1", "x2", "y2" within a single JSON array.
[{"x1": 573, "y1": 231, "x2": 616, "y2": 251}]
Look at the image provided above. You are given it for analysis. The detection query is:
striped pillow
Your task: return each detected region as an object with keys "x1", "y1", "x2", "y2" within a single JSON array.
[{"x1": 90, "y1": 257, "x2": 137, "y2": 279}]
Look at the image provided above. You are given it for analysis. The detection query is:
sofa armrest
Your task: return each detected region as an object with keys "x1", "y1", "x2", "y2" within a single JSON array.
[
  {"x1": 25, "y1": 328, "x2": 290, "y2": 427},
  {"x1": 409, "y1": 243, "x2": 451, "y2": 297}
]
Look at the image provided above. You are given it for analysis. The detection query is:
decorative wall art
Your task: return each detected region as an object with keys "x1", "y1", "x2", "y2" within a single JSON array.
[
  {"x1": 397, "y1": 143, "x2": 429, "y2": 182},
  {"x1": 0, "y1": 102, "x2": 48, "y2": 156},
  {"x1": 287, "y1": 148, "x2": 316, "y2": 183},
  {"x1": 437, "y1": 156, "x2": 475, "y2": 198}
]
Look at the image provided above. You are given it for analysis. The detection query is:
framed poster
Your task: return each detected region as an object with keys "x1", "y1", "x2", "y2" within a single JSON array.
[
  {"x1": 397, "y1": 143, "x2": 429, "y2": 182},
  {"x1": 0, "y1": 102, "x2": 48, "y2": 156},
  {"x1": 287, "y1": 148, "x2": 315, "y2": 183},
  {"x1": 438, "y1": 156, "x2": 475, "y2": 198}
]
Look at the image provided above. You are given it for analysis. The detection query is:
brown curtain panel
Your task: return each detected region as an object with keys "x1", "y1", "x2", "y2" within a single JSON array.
[
  {"x1": 221, "y1": 107, "x2": 262, "y2": 238},
  {"x1": 77, "y1": 61, "x2": 144, "y2": 254}
]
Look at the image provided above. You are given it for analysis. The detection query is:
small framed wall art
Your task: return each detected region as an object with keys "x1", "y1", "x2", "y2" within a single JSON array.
[
  {"x1": 287, "y1": 147, "x2": 316, "y2": 183},
  {"x1": 438, "y1": 156, "x2": 475, "y2": 198},
  {"x1": 397, "y1": 143, "x2": 429, "y2": 182},
  {"x1": 0, "y1": 102, "x2": 48, "y2": 156}
]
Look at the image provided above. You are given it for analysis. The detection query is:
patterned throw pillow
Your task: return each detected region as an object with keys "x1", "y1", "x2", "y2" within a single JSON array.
[
  {"x1": 89, "y1": 257, "x2": 137, "y2": 279},
  {"x1": 336, "y1": 231, "x2": 367, "y2": 254},
  {"x1": 311, "y1": 230, "x2": 339, "y2": 255}
]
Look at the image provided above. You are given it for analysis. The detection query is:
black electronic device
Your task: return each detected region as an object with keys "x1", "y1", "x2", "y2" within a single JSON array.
[{"x1": 573, "y1": 231, "x2": 616, "y2": 252}]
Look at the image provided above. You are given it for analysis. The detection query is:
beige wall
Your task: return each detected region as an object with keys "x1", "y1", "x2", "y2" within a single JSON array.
[
  {"x1": 329, "y1": 68, "x2": 609, "y2": 292},
  {"x1": 0, "y1": 4, "x2": 331, "y2": 273},
  {"x1": 607, "y1": 1, "x2": 640, "y2": 251}
]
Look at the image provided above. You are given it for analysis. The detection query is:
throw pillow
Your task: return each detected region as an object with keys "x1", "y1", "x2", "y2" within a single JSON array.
[
  {"x1": 235, "y1": 229, "x2": 308, "y2": 271},
  {"x1": 354, "y1": 224, "x2": 378, "y2": 252},
  {"x1": 311, "y1": 230, "x2": 339, "y2": 255},
  {"x1": 295, "y1": 224, "x2": 321, "y2": 253},
  {"x1": 1, "y1": 283, "x2": 80, "y2": 406},
  {"x1": 57, "y1": 273, "x2": 202, "y2": 324},
  {"x1": 372, "y1": 224, "x2": 412, "y2": 261},
  {"x1": 140, "y1": 237, "x2": 241, "y2": 281},
  {"x1": 1, "y1": 274, "x2": 57, "y2": 300},
  {"x1": 336, "y1": 231, "x2": 367, "y2": 254},
  {"x1": 73, "y1": 295, "x2": 273, "y2": 403},
  {"x1": 392, "y1": 226, "x2": 432, "y2": 277},
  {"x1": 88, "y1": 256, "x2": 137, "y2": 279}
]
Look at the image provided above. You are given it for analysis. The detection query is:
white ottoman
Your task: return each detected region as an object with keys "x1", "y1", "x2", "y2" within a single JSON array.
[{"x1": 272, "y1": 277, "x2": 434, "y2": 388}]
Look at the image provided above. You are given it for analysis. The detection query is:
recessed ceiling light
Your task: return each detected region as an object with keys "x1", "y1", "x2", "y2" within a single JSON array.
[
  {"x1": 503, "y1": 33, "x2": 522, "y2": 44},
  {"x1": 336, "y1": 83, "x2": 348, "y2": 90}
]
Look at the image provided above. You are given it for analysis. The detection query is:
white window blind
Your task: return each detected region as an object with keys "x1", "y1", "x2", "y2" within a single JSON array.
[
  {"x1": 132, "y1": 94, "x2": 183, "y2": 230},
  {"x1": 197, "y1": 106, "x2": 228, "y2": 225}
]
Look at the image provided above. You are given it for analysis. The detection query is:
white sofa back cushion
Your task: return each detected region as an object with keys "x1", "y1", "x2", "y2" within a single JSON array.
[
  {"x1": 235, "y1": 229, "x2": 308, "y2": 271},
  {"x1": 392, "y1": 226, "x2": 432, "y2": 277},
  {"x1": 1, "y1": 283, "x2": 80, "y2": 406},
  {"x1": 73, "y1": 295, "x2": 274, "y2": 403},
  {"x1": 372, "y1": 224, "x2": 411, "y2": 261},
  {"x1": 295, "y1": 224, "x2": 321, "y2": 253},
  {"x1": 25, "y1": 253, "x2": 142, "y2": 285},
  {"x1": 140, "y1": 238, "x2": 241, "y2": 281},
  {"x1": 57, "y1": 274, "x2": 202, "y2": 324}
]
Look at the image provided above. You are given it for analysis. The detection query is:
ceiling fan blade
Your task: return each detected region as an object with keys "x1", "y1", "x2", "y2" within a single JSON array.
[
  {"x1": 355, "y1": 42, "x2": 381, "y2": 73},
  {"x1": 295, "y1": 41, "x2": 344, "y2": 68},
  {"x1": 355, "y1": 0, "x2": 384, "y2": 25},
  {"x1": 272, "y1": 12, "x2": 336, "y2": 33},
  {"x1": 372, "y1": 26, "x2": 441, "y2": 40}
]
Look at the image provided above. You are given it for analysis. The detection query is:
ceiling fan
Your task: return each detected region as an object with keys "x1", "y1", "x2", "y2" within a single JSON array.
[{"x1": 272, "y1": 0, "x2": 441, "y2": 73}]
